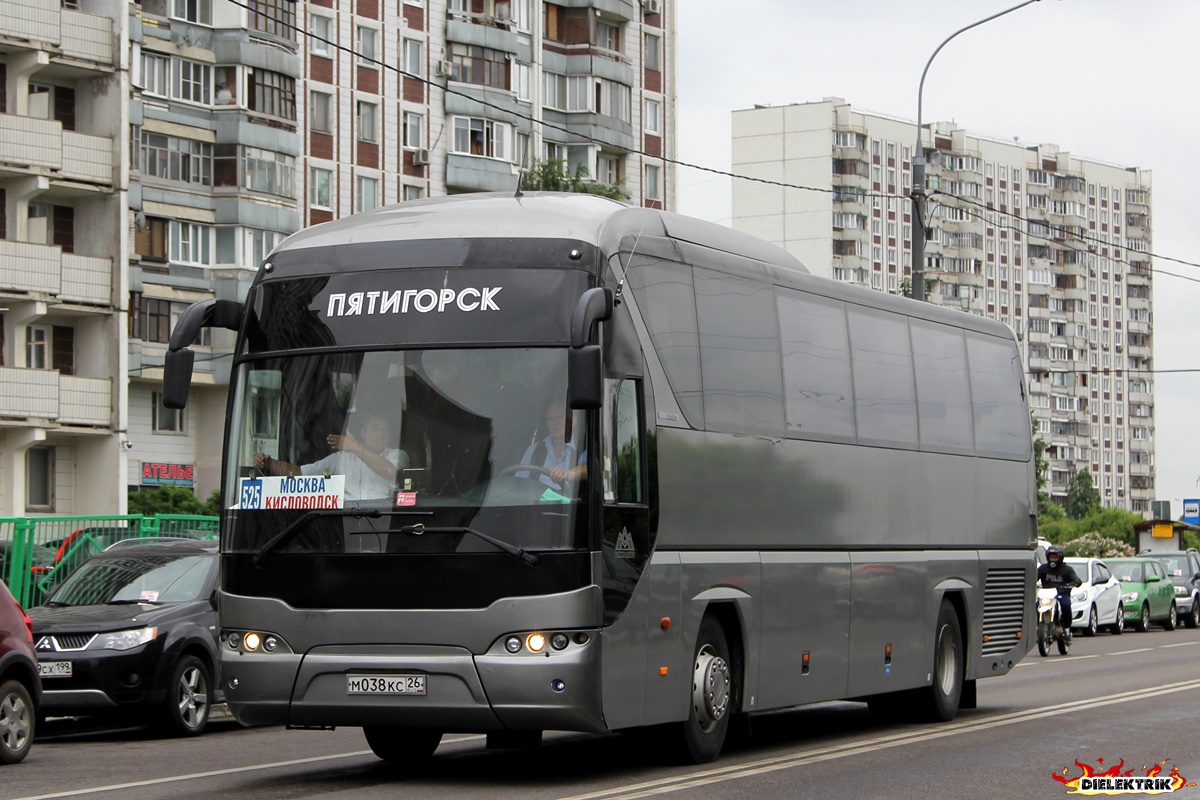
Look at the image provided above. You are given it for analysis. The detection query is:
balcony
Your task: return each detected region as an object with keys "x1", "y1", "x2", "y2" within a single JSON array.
[
  {"x1": 0, "y1": 368, "x2": 111, "y2": 427},
  {"x1": 0, "y1": 240, "x2": 112, "y2": 306},
  {"x1": 0, "y1": 0, "x2": 114, "y2": 68},
  {"x1": 0, "y1": 116, "x2": 114, "y2": 185}
]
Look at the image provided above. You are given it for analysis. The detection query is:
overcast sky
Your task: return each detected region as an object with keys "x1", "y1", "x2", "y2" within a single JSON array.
[{"x1": 675, "y1": 0, "x2": 1200, "y2": 516}]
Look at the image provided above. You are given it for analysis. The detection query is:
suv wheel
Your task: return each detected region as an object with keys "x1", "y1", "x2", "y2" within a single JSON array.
[
  {"x1": 159, "y1": 655, "x2": 211, "y2": 736},
  {"x1": 0, "y1": 679, "x2": 35, "y2": 764},
  {"x1": 1188, "y1": 597, "x2": 1200, "y2": 629}
]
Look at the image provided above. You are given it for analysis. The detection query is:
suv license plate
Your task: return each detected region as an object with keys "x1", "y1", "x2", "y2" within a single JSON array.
[
  {"x1": 39, "y1": 661, "x2": 72, "y2": 678},
  {"x1": 347, "y1": 674, "x2": 426, "y2": 695}
]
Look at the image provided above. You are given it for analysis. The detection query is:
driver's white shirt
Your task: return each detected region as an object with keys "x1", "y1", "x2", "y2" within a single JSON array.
[
  {"x1": 520, "y1": 437, "x2": 578, "y2": 490},
  {"x1": 301, "y1": 448, "x2": 407, "y2": 500}
]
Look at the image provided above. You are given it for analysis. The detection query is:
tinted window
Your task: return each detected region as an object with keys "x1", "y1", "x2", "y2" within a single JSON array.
[
  {"x1": 848, "y1": 305, "x2": 917, "y2": 446},
  {"x1": 693, "y1": 267, "x2": 784, "y2": 437},
  {"x1": 625, "y1": 256, "x2": 704, "y2": 428},
  {"x1": 966, "y1": 333, "x2": 1030, "y2": 458},
  {"x1": 777, "y1": 288, "x2": 855, "y2": 442},
  {"x1": 911, "y1": 318, "x2": 973, "y2": 451},
  {"x1": 1114, "y1": 562, "x2": 1144, "y2": 582},
  {"x1": 1096, "y1": 563, "x2": 1111, "y2": 582}
]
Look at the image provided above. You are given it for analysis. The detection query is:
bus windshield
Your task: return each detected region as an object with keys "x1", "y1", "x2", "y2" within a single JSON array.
[{"x1": 222, "y1": 347, "x2": 588, "y2": 556}]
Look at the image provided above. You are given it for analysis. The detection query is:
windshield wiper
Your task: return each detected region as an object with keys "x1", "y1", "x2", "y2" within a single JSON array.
[
  {"x1": 397, "y1": 523, "x2": 540, "y2": 567},
  {"x1": 253, "y1": 509, "x2": 433, "y2": 567},
  {"x1": 106, "y1": 598, "x2": 161, "y2": 605}
]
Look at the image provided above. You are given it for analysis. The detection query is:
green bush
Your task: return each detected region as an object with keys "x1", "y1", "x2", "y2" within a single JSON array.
[
  {"x1": 1063, "y1": 533, "x2": 1133, "y2": 559},
  {"x1": 128, "y1": 485, "x2": 221, "y2": 517}
]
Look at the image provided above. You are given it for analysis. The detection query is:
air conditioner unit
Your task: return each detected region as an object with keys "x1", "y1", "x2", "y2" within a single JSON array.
[
  {"x1": 412, "y1": 148, "x2": 430, "y2": 166},
  {"x1": 435, "y1": 60, "x2": 454, "y2": 78},
  {"x1": 644, "y1": 0, "x2": 660, "y2": 14}
]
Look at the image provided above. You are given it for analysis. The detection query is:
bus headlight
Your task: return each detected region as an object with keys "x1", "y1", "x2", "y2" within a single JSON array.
[
  {"x1": 526, "y1": 633, "x2": 547, "y2": 653},
  {"x1": 505, "y1": 636, "x2": 522, "y2": 653}
]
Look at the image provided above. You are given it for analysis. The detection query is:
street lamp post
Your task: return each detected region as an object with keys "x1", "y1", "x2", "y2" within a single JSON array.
[{"x1": 910, "y1": 0, "x2": 1041, "y2": 303}]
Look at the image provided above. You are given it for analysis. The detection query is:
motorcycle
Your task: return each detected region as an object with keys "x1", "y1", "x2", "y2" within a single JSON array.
[{"x1": 1036, "y1": 586, "x2": 1071, "y2": 656}]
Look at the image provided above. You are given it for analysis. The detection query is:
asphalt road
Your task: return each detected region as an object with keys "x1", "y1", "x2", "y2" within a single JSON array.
[{"x1": 6, "y1": 625, "x2": 1200, "y2": 800}]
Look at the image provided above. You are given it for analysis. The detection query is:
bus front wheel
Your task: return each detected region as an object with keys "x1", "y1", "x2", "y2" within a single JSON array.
[
  {"x1": 363, "y1": 727, "x2": 442, "y2": 764},
  {"x1": 674, "y1": 616, "x2": 734, "y2": 764}
]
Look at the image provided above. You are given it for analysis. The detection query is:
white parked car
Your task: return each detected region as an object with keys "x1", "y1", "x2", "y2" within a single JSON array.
[{"x1": 1065, "y1": 557, "x2": 1124, "y2": 636}]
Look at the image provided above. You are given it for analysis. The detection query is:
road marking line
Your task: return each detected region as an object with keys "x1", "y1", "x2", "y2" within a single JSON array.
[
  {"x1": 9, "y1": 734, "x2": 486, "y2": 800},
  {"x1": 1111, "y1": 648, "x2": 1153, "y2": 655},
  {"x1": 553, "y1": 678, "x2": 1200, "y2": 800},
  {"x1": 1161, "y1": 642, "x2": 1199, "y2": 648}
]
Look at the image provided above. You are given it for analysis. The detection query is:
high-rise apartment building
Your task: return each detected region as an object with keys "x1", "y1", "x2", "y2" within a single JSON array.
[
  {"x1": 299, "y1": 0, "x2": 676, "y2": 221},
  {"x1": 0, "y1": 0, "x2": 672, "y2": 516},
  {"x1": 732, "y1": 99, "x2": 1154, "y2": 514}
]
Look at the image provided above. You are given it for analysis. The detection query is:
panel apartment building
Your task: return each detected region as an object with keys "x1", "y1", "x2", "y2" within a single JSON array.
[
  {"x1": 298, "y1": 0, "x2": 676, "y2": 223},
  {"x1": 0, "y1": 0, "x2": 674, "y2": 516},
  {"x1": 732, "y1": 99, "x2": 1154, "y2": 514}
]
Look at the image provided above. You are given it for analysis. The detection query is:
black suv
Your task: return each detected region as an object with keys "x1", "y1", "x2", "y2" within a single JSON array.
[
  {"x1": 28, "y1": 540, "x2": 222, "y2": 736},
  {"x1": 0, "y1": 578, "x2": 40, "y2": 763}
]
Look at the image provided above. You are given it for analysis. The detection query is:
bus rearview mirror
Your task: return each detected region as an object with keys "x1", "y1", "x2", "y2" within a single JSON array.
[
  {"x1": 163, "y1": 348, "x2": 196, "y2": 410},
  {"x1": 568, "y1": 345, "x2": 603, "y2": 409}
]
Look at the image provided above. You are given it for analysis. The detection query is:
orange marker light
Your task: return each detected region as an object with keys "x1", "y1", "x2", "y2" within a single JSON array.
[
  {"x1": 659, "y1": 667, "x2": 669, "y2": 676},
  {"x1": 660, "y1": 617, "x2": 671, "y2": 630}
]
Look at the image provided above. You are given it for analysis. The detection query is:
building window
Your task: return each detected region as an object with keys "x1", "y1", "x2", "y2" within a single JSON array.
[
  {"x1": 170, "y1": 0, "x2": 211, "y2": 25},
  {"x1": 243, "y1": 148, "x2": 295, "y2": 196},
  {"x1": 597, "y1": 153, "x2": 621, "y2": 186},
  {"x1": 597, "y1": 79, "x2": 630, "y2": 122},
  {"x1": 249, "y1": 0, "x2": 297, "y2": 42},
  {"x1": 644, "y1": 32, "x2": 661, "y2": 71},
  {"x1": 310, "y1": 167, "x2": 332, "y2": 209},
  {"x1": 356, "y1": 26, "x2": 378, "y2": 67},
  {"x1": 170, "y1": 221, "x2": 213, "y2": 265},
  {"x1": 645, "y1": 163, "x2": 661, "y2": 200},
  {"x1": 356, "y1": 175, "x2": 378, "y2": 212},
  {"x1": 26, "y1": 447, "x2": 54, "y2": 511},
  {"x1": 311, "y1": 15, "x2": 332, "y2": 57},
  {"x1": 403, "y1": 38, "x2": 422, "y2": 77},
  {"x1": 141, "y1": 53, "x2": 170, "y2": 96},
  {"x1": 403, "y1": 112, "x2": 422, "y2": 148},
  {"x1": 357, "y1": 101, "x2": 377, "y2": 142},
  {"x1": 173, "y1": 59, "x2": 212, "y2": 104},
  {"x1": 139, "y1": 131, "x2": 213, "y2": 185},
  {"x1": 310, "y1": 91, "x2": 332, "y2": 133},
  {"x1": 248, "y1": 70, "x2": 296, "y2": 120},
  {"x1": 250, "y1": 229, "x2": 281, "y2": 265},
  {"x1": 403, "y1": 185, "x2": 423, "y2": 202},
  {"x1": 25, "y1": 325, "x2": 49, "y2": 369},
  {"x1": 130, "y1": 293, "x2": 173, "y2": 343},
  {"x1": 543, "y1": 73, "x2": 590, "y2": 112},
  {"x1": 452, "y1": 116, "x2": 510, "y2": 160},
  {"x1": 597, "y1": 22, "x2": 620, "y2": 53},
  {"x1": 449, "y1": 44, "x2": 509, "y2": 90},
  {"x1": 644, "y1": 98, "x2": 661, "y2": 134},
  {"x1": 153, "y1": 391, "x2": 186, "y2": 434}
]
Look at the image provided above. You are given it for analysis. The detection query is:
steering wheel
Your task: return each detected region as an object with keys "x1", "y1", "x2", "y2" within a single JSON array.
[{"x1": 498, "y1": 463, "x2": 556, "y2": 480}]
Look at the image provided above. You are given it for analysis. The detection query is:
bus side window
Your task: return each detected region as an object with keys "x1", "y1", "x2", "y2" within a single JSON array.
[{"x1": 603, "y1": 378, "x2": 643, "y2": 505}]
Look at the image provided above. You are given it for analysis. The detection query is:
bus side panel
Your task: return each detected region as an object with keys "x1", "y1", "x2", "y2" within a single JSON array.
[
  {"x1": 757, "y1": 552, "x2": 851, "y2": 709},
  {"x1": 599, "y1": 551, "x2": 685, "y2": 730},
  {"x1": 846, "y1": 551, "x2": 932, "y2": 697}
]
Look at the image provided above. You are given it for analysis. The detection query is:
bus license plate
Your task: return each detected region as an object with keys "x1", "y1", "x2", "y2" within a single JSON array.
[
  {"x1": 39, "y1": 661, "x2": 72, "y2": 678},
  {"x1": 347, "y1": 674, "x2": 426, "y2": 695}
]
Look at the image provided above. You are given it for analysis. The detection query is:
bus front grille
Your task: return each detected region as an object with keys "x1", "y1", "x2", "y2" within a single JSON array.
[{"x1": 981, "y1": 567, "x2": 1026, "y2": 656}]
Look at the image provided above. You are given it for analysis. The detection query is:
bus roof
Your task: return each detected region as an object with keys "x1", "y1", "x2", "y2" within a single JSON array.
[{"x1": 269, "y1": 192, "x2": 809, "y2": 276}]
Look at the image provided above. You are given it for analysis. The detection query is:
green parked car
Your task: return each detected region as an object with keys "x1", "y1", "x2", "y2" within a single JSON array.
[{"x1": 1106, "y1": 557, "x2": 1178, "y2": 632}]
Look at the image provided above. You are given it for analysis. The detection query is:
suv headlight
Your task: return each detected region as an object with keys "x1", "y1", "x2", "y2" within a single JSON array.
[
  {"x1": 1176, "y1": 586, "x2": 1189, "y2": 597},
  {"x1": 90, "y1": 627, "x2": 158, "y2": 651}
]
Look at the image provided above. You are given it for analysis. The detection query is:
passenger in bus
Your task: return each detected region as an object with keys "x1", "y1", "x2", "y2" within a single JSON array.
[
  {"x1": 517, "y1": 401, "x2": 586, "y2": 491},
  {"x1": 254, "y1": 413, "x2": 409, "y2": 501}
]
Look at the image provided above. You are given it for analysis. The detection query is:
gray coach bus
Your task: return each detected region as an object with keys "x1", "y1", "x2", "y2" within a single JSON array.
[{"x1": 164, "y1": 192, "x2": 1035, "y2": 766}]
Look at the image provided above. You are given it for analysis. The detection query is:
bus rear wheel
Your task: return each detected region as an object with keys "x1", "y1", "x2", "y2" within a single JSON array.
[
  {"x1": 926, "y1": 600, "x2": 964, "y2": 721},
  {"x1": 363, "y1": 727, "x2": 442, "y2": 765},
  {"x1": 674, "y1": 616, "x2": 734, "y2": 764}
]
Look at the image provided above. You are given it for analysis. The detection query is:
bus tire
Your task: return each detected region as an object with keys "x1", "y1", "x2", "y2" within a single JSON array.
[
  {"x1": 363, "y1": 727, "x2": 442, "y2": 764},
  {"x1": 675, "y1": 616, "x2": 734, "y2": 764},
  {"x1": 925, "y1": 600, "x2": 964, "y2": 722}
]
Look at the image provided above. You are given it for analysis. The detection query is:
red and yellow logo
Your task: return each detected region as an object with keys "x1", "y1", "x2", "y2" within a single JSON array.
[{"x1": 1053, "y1": 758, "x2": 1193, "y2": 795}]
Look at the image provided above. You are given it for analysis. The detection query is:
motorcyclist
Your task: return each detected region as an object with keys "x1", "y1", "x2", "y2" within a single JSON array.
[{"x1": 1037, "y1": 545, "x2": 1082, "y2": 639}]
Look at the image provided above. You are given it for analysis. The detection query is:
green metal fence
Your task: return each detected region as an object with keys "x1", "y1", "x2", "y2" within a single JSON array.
[{"x1": 0, "y1": 514, "x2": 218, "y2": 608}]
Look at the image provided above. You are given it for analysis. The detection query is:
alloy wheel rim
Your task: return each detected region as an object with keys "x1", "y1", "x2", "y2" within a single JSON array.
[
  {"x1": 0, "y1": 692, "x2": 30, "y2": 754},
  {"x1": 178, "y1": 666, "x2": 209, "y2": 729}
]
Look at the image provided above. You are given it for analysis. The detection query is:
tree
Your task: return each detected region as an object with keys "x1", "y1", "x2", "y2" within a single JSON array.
[
  {"x1": 897, "y1": 276, "x2": 932, "y2": 301},
  {"x1": 519, "y1": 158, "x2": 626, "y2": 200},
  {"x1": 128, "y1": 485, "x2": 221, "y2": 517},
  {"x1": 1032, "y1": 415, "x2": 1062, "y2": 521},
  {"x1": 1064, "y1": 468, "x2": 1101, "y2": 520}
]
